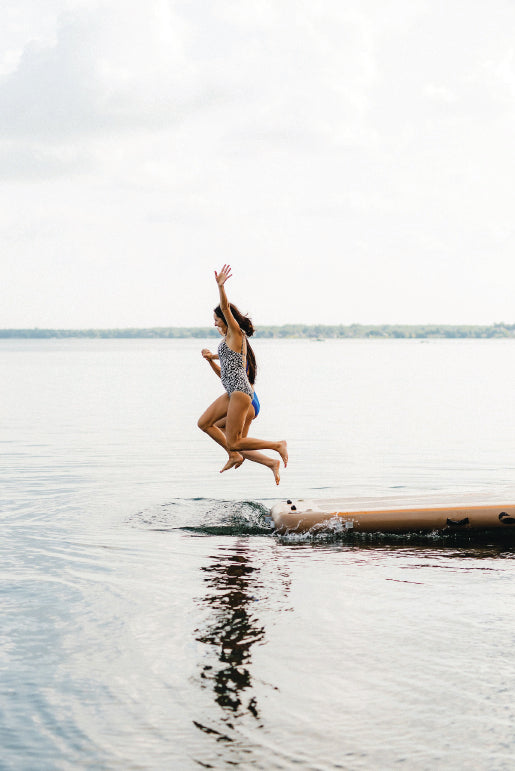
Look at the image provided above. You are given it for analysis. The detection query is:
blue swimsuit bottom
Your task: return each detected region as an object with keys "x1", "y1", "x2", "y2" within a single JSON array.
[
  {"x1": 244, "y1": 359, "x2": 260, "y2": 417},
  {"x1": 251, "y1": 392, "x2": 260, "y2": 418}
]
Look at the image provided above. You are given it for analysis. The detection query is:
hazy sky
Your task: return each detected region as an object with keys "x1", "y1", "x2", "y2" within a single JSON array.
[{"x1": 1, "y1": 0, "x2": 514, "y2": 328}]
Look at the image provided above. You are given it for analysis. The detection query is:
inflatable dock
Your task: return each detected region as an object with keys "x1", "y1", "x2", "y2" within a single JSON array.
[{"x1": 270, "y1": 497, "x2": 515, "y2": 534}]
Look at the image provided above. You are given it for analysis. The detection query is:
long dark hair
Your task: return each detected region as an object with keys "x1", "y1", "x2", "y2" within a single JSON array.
[{"x1": 214, "y1": 303, "x2": 257, "y2": 385}]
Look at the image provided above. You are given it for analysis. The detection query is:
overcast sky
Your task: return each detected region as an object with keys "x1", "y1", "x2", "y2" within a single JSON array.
[{"x1": 1, "y1": 0, "x2": 514, "y2": 328}]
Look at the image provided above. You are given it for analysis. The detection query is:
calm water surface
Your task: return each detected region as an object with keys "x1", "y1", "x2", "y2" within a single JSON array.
[{"x1": 1, "y1": 338, "x2": 515, "y2": 770}]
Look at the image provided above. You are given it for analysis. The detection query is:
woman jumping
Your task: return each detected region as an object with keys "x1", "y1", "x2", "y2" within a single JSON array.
[
  {"x1": 197, "y1": 264, "x2": 288, "y2": 477},
  {"x1": 200, "y1": 347, "x2": 281, "y2": 484}
]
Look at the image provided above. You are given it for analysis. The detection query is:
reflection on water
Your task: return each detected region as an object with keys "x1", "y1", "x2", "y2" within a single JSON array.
[
  {"x1": 194, "y1": 544, "x2": 265, "y2": 735},
  {"x1": 193, "y1": 541, "x2": 290, "y2": 750}
]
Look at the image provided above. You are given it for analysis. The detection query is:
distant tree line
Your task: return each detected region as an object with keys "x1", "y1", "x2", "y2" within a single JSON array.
[
  {"x1": 2, "y1": 323, "x2": 515, "y2": 339},
  {"x1": 0, "y1": 327, "x2": 220, "y2": 339}
]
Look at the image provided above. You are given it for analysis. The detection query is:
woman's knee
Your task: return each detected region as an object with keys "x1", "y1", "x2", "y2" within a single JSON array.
[{"x1": 198, "y1": 414, "x2": 211, "y2": 431}]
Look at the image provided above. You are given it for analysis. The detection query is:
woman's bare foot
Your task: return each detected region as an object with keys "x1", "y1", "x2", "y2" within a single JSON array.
[
  {"x1": 270, "y1": 459, "x2": 281, "y2": 485},
  {"x1": 277, "y1": 441, "x2": 288, "y2": 468},
  {"x1": 220, "y1": 452, "x2": 244, "y2": 473}
]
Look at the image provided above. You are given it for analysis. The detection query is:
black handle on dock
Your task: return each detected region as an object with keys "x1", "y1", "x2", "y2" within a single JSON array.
[{"x1": 446, "y1": 517, "x2": 469, "y2": 527}]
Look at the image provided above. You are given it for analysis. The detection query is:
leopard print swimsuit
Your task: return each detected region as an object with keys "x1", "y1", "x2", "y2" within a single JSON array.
[{"x1": 218, "y1": 334, "x2": 254, "y2": 398}]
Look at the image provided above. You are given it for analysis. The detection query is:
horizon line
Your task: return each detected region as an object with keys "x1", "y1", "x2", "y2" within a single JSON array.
[
  {"x1": 1, "y1": 321, "x2": 515, "y2": 331},
  {"x1": 1, "y1": 321, "x2": 515, "y2": 340}
]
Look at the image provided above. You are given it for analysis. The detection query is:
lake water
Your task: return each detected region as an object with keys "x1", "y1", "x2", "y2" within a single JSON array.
[{"x1": 2, "y1": 338, "x2": 515, "y2": 770}]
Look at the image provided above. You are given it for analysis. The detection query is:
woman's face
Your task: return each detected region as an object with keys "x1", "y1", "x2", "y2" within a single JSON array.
[{"x1": 213, "y1": 312, "x2": 227, "y2": 336}]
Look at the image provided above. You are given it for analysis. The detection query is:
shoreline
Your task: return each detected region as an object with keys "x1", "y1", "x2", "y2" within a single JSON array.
[{"x1": 1, "y1": 323, "x2": 515, "y2": 340}]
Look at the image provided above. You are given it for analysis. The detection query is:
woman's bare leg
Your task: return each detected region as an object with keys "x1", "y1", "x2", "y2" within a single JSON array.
[
  {"x1": 197, "y1": 394, "x2": 244, "y2": 471},
  {"x1": 241, "y1": 450, "x2": 281, "y2": 484},
  {"x1": 225, "y1": 392, "x2": 288, "y2": 467},
  {"x1": 217, "y1": 408, "x2": 281, "y2": 484}
]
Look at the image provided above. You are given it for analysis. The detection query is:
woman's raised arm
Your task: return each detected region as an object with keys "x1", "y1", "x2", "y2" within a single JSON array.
[{"x1": 215, "y1": 264, "x2": 241, "y2": 336}]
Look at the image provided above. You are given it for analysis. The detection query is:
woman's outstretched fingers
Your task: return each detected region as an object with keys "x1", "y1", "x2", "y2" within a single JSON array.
[{"x1": 215, "y1": 264, "x2": 232, "y2": 285}]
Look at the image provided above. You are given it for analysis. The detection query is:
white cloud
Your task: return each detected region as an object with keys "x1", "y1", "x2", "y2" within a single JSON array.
[
  {"x1": 1, "y1": 0, "x2": 515, "y2": 327},
  {"x1": 0, "y1": 2, "x2": 198, "y2": 139},
  {"x1": 425, "y1": 84, "x2": 456, "y2": 104}
]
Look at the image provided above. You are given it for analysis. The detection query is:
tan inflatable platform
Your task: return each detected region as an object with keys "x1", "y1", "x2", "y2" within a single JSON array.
[{"x1": 270, "y1": 496, "x2": 515, "y2": 534}]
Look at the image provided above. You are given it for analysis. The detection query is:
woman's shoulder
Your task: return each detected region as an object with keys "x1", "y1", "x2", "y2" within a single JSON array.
[{"x1": 225, "y1": 327, "x2": 243, "y2": 347}]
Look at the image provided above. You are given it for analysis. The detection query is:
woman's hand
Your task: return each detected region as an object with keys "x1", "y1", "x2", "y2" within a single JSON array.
[
  {"x1": 215, "y1": 264, "x2": 232, "y2": 286},
  {"x1": 201, "y1": 349, "x2": 213, "y2": 360}
]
